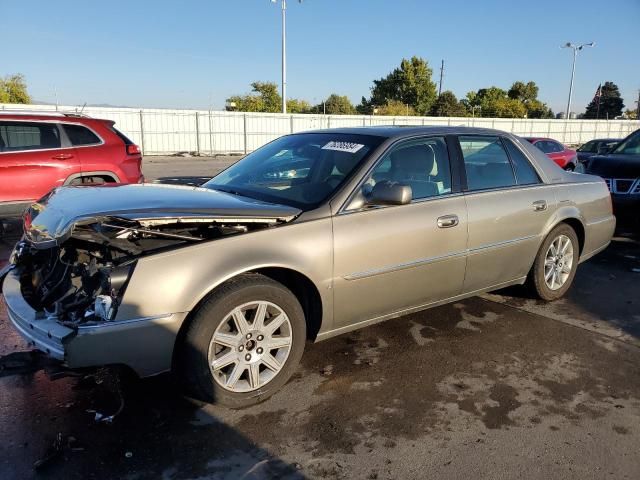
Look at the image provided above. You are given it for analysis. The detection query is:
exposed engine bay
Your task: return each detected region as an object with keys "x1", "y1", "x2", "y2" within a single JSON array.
[{"x1": 13, "y1": 217, "x2": 274, "y2": 327}]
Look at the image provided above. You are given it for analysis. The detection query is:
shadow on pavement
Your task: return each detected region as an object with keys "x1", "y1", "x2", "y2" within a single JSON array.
[{"x1": 491, "y1": 226, "x2": 640, "y2": 340}]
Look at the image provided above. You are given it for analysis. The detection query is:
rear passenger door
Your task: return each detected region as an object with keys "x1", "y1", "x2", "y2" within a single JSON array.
[
  {"x1": 0, "y1": 121, "x2": 80, "y2": 203},
  {"x1": 458, "y1": 135, "x2": 555, "y2": 293},
  {"x1": 60, "y1": 123, "x2": 106, "y2": 181}
]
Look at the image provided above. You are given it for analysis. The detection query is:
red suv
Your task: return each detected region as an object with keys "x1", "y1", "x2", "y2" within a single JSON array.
[
  {"x1": 0, "y1": 112, "x2": 143, "y2": 217},
  {"x1": 524, "y1": 137, "x2": 578, "y2": 171}
]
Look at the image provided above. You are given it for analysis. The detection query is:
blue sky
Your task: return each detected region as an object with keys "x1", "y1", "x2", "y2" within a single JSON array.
[{"x1": 1, "y1": 0, "x2": 638, "y2": 114}]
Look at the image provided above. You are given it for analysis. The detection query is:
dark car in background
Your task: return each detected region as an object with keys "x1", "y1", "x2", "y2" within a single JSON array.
[
  {"x1": 577, "y1": 138, "x2": 621, "y2": 167},
  {"x1": 586, "y1": 129, "x2": 640, "y2": 227},
  {"x1": 524, "y1": 137, "x2": 578, "y2": 171}
]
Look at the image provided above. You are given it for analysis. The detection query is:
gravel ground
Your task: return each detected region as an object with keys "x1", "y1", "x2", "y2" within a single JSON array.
[{"x1": 1, "y1": 160, "x2": 639, "y2": 479}]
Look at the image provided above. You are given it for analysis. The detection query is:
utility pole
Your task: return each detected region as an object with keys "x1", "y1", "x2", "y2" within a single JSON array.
[
  {"x1": 561, "y1": 42, "x2": 595, "y2": 119},
  {"x1": 438, "y1": 60, "x2": 444, "y2": 96}
]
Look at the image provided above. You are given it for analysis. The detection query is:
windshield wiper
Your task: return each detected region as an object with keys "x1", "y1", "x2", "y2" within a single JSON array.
[{"x1": 210, "y1": 186, "x2": 245, "y2": 197}]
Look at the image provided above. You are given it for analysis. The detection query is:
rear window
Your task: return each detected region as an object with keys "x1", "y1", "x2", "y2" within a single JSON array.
[
  {"x1": 63, "y1": 124, "x2": 101, "y2": 146},
  {"x1": 0, "y1": 121, "x2": 61, "y2": 151},
  {"x1": 109, "y1": 126, "x2": 134, "y2": 145},
  {"x1": 503, "y1": 139, "x2": 541, "y2": 185}
]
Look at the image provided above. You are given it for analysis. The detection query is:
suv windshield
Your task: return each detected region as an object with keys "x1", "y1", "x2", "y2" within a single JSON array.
[
  {"x1": 612, "y1": 130, "x2": 640, "y2": 156},
  {"x1": 204, "y1": 133, "x2": 384, "y2": 209}
]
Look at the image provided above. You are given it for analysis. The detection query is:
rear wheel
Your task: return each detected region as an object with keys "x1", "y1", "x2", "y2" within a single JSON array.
[
  {"x1": 529, "y1": 224, "x2": 579, "y2": 301},
  {"x1": 564, "y1": 163, "x2": 575, "y2": 172},
  {"x1": 178, "y1": 274, "x2": 306, "y2": 408}
]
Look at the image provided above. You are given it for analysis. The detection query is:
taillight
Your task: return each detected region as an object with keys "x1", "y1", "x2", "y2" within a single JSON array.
[{"x1": 127, "y1": 144, "x2": 141, "y2": 155}]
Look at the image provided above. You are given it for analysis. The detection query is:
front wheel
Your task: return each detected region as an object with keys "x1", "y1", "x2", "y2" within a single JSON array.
[
  {"x1": 178, "y1": 274, "x2": 306, "y2": 408},
  {"x1": 529, "y1": 224, "x2": 579, "y2": 301}
]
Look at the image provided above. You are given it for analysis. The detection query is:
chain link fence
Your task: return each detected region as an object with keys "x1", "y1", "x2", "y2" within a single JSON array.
[{"x1": 3, "y1": 103, "x2": 639, "y2": 155}]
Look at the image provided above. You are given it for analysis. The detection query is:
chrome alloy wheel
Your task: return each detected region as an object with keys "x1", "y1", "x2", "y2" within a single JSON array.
[
  {"x1": 208, "y1": 301, "x2": 293, "y2": 393},
  {"x1": 544, "y1": 234, "x2": 574, "y2": 290}
]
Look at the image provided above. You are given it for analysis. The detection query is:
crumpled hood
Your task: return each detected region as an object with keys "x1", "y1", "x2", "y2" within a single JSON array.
[{"x1": 24, "y1": 183, "x2": 301, "y2": 247}]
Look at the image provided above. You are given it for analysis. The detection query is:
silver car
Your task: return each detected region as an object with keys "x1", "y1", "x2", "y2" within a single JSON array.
[{"x1": 1, "y1": 127, "x2": 615, "y2": 407}]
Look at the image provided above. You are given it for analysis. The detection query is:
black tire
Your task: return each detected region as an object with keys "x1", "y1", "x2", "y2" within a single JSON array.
[
  {"x1": 564, "y1": 164, "x2": 575, "y2": 172},
  {"x1": 178, "y1": 273, "x2": 306, "y2": 408},
  {"x1": 528, "y1": 223, "x2": 579, "y2": 301}
]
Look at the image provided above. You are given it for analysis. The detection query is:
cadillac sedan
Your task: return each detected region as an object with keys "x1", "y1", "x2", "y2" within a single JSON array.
[{"x1": 1, "y1": 126, "x2": 615, "y2": 407}]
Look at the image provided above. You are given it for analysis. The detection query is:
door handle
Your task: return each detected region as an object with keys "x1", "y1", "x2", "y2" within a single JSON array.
[
  {"x1": 532, "y1": 200, "x2": 547, "y2": 212},
  {"x1": 437, "y1": 214, "x2": 459, "y2": 228},
  {"x1": 52, "y1": 153, "x2": 74, "y2": 160}
]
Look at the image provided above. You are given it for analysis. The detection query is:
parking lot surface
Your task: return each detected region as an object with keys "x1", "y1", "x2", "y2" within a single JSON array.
[{"x1": 1, "y1": 157, "x2": 639, "y2": 479}]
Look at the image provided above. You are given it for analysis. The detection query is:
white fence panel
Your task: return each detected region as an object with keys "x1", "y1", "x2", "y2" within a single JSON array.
[{"x1": 2, "y1": 103, "x2": 638, "y2": 155}]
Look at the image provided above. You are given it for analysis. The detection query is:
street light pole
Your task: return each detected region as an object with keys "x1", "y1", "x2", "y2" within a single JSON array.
[
  {"x1": 562, "y1": 42, "x2": 595, "y2": 119},
  {"x1": 272, "y1": 0, "x2": 302, "y2": 114},
  {"x1": 280, "y1": 0, "x2": 286, "y2": 114}
]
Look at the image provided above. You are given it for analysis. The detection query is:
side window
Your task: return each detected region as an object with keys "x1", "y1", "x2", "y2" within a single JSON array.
[
  {"x1": 0, "y1": 122, "x2": 61, "y2": 151},
  {"x1": 536, "y1": 141, "x2": 552, "y2": 153},
  {"x1": 503, "y1": 139, "x2": 541, "y2": 185},
  {"x1": 459, "y1": 136, "x2": 516, "y2": 191},
  {"x1": 63, "y1": 124, "x2": 101, "y2": 146},
  {"x1": 363, "y1": 137, "x2": 452, "y2": 201},
  {"x1": 550, "y1": 141, "x2": 564, "y2": 153}
]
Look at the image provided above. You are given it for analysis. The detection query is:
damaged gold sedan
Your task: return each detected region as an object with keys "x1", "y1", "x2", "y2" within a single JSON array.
[{"x1": 1, "y1": 127, "x2": 615, "y2": 407}]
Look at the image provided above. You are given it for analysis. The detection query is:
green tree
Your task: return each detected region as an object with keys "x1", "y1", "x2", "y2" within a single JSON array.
[
  {"x1": 356, "y1": 96, "x2": 373, "y2": 115},
  {"x1": 375, "y1": 99, "x2": 415, "y2": 116},
  {"x1": 507, "y1": 81, "x2": 553, "y2": 118},
  {"x1": 226, "y1": 81, "x2": 282, "y2": 112},
  {"x1": 369, "y1": 56, "x2": 437, "y2": 115},
  {"x1": 287, "y1": 98, "x2": 311, "y2": 113},
  {"x1": 508, "y1": 81, "x2": 539, "y2": 102},
  {"x1": 584, "y1": 81, "x2": 625, "y2": 119},
  {"x1": 525, "y1": 99, "x2": 554, "y2": 119},
  {"x1": 0, "y1": 74, "x2": 31, "y2": 104},
  {"x1": 315, "y1": 94, "x2": 355, "y2": 114},
  {"x1": 430, "y1": 91, "x2": 468, "y2": 117},
  {"x1": 465, "y1": 85, "x2": 535, "y2": 118}
]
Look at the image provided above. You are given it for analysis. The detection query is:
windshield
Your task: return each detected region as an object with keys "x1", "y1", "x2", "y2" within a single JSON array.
[
  {"x1": 204, "y1": 133, "x2": 384, "y2": 209},
  {"x1": 577, "y1": 141, "x2": 597, "y2": 153},
  {"x1": 613, "y1": 130, "x2": 640, "y2": 155}
]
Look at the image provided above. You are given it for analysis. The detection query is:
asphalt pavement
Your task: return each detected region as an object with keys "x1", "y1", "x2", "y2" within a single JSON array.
[{"x1": 1, "y1": 157, "x2": 639, "y2": 479}]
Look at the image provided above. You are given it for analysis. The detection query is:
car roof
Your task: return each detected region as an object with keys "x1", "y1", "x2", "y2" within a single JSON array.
[
  {"x1": 523, "y1": 137, "x2": 553, "y2": 142},
  {"x1": 0, "y1": 111, "x2": 112, "y2": 124},
  {"x1": 299, "y1": 125, "x2": 516, "y2": 139}
]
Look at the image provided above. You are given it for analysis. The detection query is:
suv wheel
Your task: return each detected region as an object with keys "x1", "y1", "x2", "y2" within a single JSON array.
[
  {"x1": 178, "y1": 274, "x2": 306, "y2": 408},
  {"x1": 529, "y1": 224, "x2": 579, "y2": 301}
]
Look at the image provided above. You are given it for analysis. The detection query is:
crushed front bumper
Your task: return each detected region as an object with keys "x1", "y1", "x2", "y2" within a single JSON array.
[{"x1": 1, "y1": 268, "x2": 188, "y2": 377}]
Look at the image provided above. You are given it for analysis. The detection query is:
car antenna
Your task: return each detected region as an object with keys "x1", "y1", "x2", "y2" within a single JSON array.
[{"x1": 79, "y1": 102, "x2": 87, "y2": 115}]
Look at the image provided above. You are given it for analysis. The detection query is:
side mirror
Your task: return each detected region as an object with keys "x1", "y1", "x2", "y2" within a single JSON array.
[{"x1": 367, "y1": 182, "x2": 412, "y2": 206}]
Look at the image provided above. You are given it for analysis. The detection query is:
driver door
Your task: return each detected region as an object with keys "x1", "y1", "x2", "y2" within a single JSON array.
[{"x1": 331, "y1": 136, "x2": 468, "y2": 330}]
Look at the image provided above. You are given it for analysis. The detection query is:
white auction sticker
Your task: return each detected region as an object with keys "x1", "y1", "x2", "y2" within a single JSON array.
[{"x1": 321, "y1": 141, "x2": 365, "y2": 154}]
